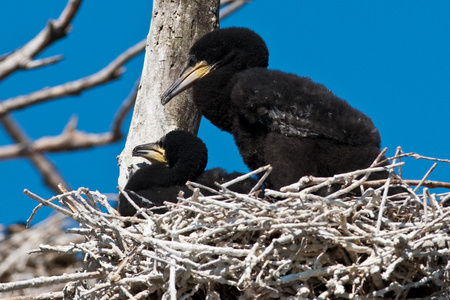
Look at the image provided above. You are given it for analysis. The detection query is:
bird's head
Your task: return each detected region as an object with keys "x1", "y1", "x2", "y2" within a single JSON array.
[
  {"x1": 161, "y1": 27, "x2": 269, "y2": 105},
  {"x1": 132, "y1": 141, "x2": 168, "y2": 166},
  {"x1": 132, "y1": 130, "x2": 208, "y2": 176}
]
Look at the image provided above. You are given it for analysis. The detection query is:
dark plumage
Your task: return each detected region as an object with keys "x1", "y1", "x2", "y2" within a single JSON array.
[
  {"x1": 161, "y1": 27, "x2": 390, "y2": 190},
  {"x1": 118, "y1": 130, "x2": 257, "y2": 217}
]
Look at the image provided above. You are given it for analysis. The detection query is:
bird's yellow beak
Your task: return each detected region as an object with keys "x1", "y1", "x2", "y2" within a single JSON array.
[
  {"x1": 132, "y1": 143, "x2": 168, "y2": 166},
  {"x1": 161, "y1": 61, "x2": 215, "y2": 105}
]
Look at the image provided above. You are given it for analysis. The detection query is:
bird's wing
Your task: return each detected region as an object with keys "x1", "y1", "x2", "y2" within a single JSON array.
[{"x1": 230, "y1": 69, "x2": 380, "y2": 146}]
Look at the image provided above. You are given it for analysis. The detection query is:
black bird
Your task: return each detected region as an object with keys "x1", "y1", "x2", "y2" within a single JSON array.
[
  {"x1": 161, "y1": 27, "x2": 390, "y2": 190},
  {"x1": 118, "y1": 130, "x2": 257, "y2": 217}
]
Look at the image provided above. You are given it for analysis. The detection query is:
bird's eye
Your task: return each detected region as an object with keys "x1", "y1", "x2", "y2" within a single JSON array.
[{"x1": 188, "y1": 56, "x2": 197, "y2": 65}]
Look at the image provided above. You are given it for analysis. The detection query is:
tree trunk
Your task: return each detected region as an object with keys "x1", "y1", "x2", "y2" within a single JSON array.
[{"x1": 118, "y1": 0, "x2": 220, "y2": 188}]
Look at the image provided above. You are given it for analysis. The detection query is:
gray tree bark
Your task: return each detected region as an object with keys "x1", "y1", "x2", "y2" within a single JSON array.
[{"x1": 118, "y1": 0, "x2": 220, "y2": 188}]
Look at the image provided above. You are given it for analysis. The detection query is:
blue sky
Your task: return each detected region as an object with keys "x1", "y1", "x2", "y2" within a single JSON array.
[{"x1": 1, "y1": 1, "x2": 449, "y2": 226}]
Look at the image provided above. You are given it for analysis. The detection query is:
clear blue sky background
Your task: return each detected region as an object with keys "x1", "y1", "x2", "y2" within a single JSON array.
[{"x1": 1, "y1": 1, "x2": 449, "y2": 226}]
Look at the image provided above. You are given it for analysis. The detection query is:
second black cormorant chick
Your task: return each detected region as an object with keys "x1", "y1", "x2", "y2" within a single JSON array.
[
  {"x1": 161, "y1": 27, "x2": 391, "y2": 190},
  {"x1": 119, "y1": 130, "x2": 257, "y2": 217}
]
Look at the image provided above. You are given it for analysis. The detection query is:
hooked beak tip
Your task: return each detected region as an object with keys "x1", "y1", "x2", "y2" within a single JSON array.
[
  {"x1": 132, "y1": 146, "x2": 144, "y2": 157},
  {"x1": 161, "y1": 93, "x2": 172, "y2": 105}
]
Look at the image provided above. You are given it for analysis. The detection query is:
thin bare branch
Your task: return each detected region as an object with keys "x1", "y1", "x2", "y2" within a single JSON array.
[
  {"x1": 283, "y1": 176, "x2": 450, "y2": 190},
  {"x1": 0, "y1": 82, "x2": 137, "y2": 161},
  {"x1": 0, "y1": 0, "x2": 82, "y2": 80},
  {"x1": 0, "y1": 115, "x2": 68, "y2": 192},
  {"x1": 281, "y1": 150, "x2": 450, "y2": 191},
  {"x1": 2, "y1": 291, "x2": 64, "y2": 300},
  {"x1": 0, "y1": 39, "x2": 145, "y2": 116},
  {"x1": 395, "y1": 152, "x2": 450, "y2": 164},
  {"x1": 111, "y1": 78, "x2": 139, "y2": 137},
  {"x1": 22, "y1": 54, "x2": 64, "y2": 70},
  {"x1": 0, "y1": 271, "x2": 103, "y2": 293},
  {"x1": 220, "y1": 0, "x2": 250, "y2": 19}
]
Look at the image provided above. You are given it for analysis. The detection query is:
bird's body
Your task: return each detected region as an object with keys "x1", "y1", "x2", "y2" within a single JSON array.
[
  {"x1": 226, "y1": 68, "x2": 384, "y2": 188},
  {"x1": 118, "y1": 130, "x2": 257, "y2": 217},
  {"x1": 162, "y1": 27, "x2": 389, "y2": 190}
]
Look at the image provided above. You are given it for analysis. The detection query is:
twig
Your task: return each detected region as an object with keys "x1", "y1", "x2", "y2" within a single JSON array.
[
  {"x1": 0, "y1": 271, "x2": 103, "y2": 292},
  {"x1": 23, "y1": 54, "x2": 64, "y2": 70},
  {"x1": 0, "y1": 115, "x2": 68, "y2": 192},
  {"x1": 220, "y1": 0, "x2": 250, "y2": 19},
  {"x1": 2, "y1": 291, "x2": 64, "y2": 300},
  {"x1": 0, "y1": 0, "x2": 82, "y2": 80},
  {"x1": 376, "y1": 170, "x2": 393, "y2": 234},
  {"x1": 363, "y1": 178, "x2": 450, "y2": 189},
  {"x1": 169, "y1": 263, "x2": 177, "y2": 300},
  {"x1": 395, "y1": 152, "x2": 450, "y2": 164},
  {"x1": 281, "y1": 265, "x2": 349, "y2": 284},
  {"x1": 23, "y1": 189, "x2": 77, "y2": 220},
  {"x1": 0, "y1": 39, "x2": 145, "y2": 115},
  {"x1": 280, "y1": 163, "x2": 403, "y2": 193},
  {"x1": 220, "y1": 164, "x2": 270, "y2": 191},
  {"x1": 0, "y1": 78, "x2": 138, "y2": 160}
]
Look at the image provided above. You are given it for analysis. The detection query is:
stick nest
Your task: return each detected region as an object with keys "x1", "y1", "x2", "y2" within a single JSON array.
[{"x1": 1, "y1": 151, "x2": 450, "y2": 299}]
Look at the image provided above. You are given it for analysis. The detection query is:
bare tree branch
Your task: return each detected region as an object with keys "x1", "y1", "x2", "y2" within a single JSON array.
[
  {"x1": 1, "y1": 291, "x2": 64, "y2": 300},
  {"x1": 0, "y1": 7, "x2": 143, "y2": 193},
  {"x1": 364, "y1": 178, "x2": 450, "y2": 189},
  {"x1": 395, "y1": 152, "x2": 450, "y2": 164},
  {"x1": 282, "y1": 174, "x2": 450, "y2": 191},
  {"x1": 111, "y1": 79, "x2": 140, "y2": 138},
  {"x1": 0, "y1": 0, "x2": 82, "y2": 80},
  {"x1": 22, "y1": 54, "x2": 64, "y2": 70},
  {"x1": 0, "y1": 39, "x2": 145, "y2": 116},
  {"x1": 220, "y1": 0, "x2": 250, "y2": 19},
  {"x1": 0, "y1": 115, "x2": 68, "y2": 192},
  {"x1": 0, "y1": 271, "x2": 103, "y2": 293},
  {"x1": 0, "y1": 82, "x2": 138, "y2": 160},
  {"x1": 0, "y1": 43, "x2": 140, "y2": 191},
  {"x1": 0, "y1": 0, "x2": 85, "y2": 192}
]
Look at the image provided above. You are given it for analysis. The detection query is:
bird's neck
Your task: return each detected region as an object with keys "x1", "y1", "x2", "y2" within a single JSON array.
[
  {"x1": 193, "y1": 66, "x2": 241, "y2": 132},
  {"x1": 125, "y1": 164, "x2": 192, "y2": 192}
]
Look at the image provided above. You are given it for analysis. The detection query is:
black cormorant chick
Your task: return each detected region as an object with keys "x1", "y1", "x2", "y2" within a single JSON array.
[
  {"x1": 118, "y1": 130, "x2": 257, "y2": 217},
  {"x1": 161, "y1": 27, "x2": 390, "y2": 190}
]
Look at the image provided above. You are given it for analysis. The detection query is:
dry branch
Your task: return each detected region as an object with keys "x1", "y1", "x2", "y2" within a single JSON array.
[
  {"x1": 1, "y1": 153, "x2": 449, "y2": 299},
  {"x1": 0, "y1": 80, "x2": 138, "y2": 161},
  {"x1": 0, "y1": 271, "x2": 103, "y2": 293},
  {"x1": 23, "y1": 54, "x2": 64, "y2": 70},
  {"x1": 219, "y1": 0, "x2": 250, "y2": 19},
  {"x1": 0, "y1": 0, "x2": 144, "y2": 194},
  {"x1": 0, "y1": 115, "x2": 68, "y2": 192},
  {"x1": 0, "y1": 39, "x2": 145, "y2": 116},
  {"x1": 0, "y1": 214, "x2": 83, "y2": 298},
  {"x1": 0, "y1": 0, "x2": 82, "y2": 80}
]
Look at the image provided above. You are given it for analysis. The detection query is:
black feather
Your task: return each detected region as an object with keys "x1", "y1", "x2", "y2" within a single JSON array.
[
  {"x1": 118, "y1": 130, "x2": 257, "y2": 217},
  {"x1": 162, "y1": 27, "x2": 393, "y2": 190}
]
